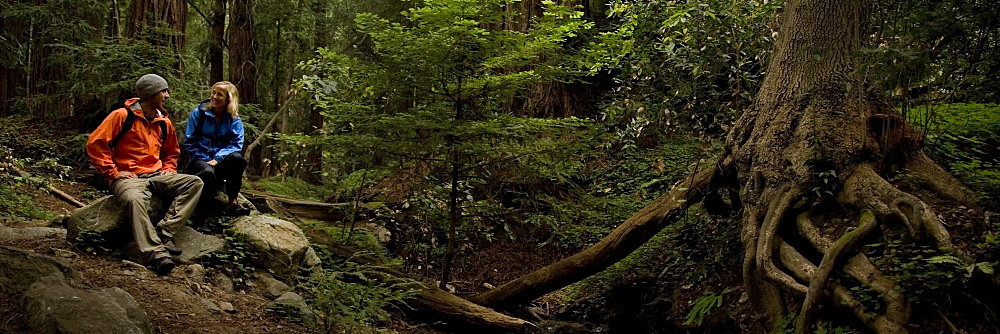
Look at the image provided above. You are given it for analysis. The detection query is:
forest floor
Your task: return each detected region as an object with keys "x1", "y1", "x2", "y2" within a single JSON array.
[{"x1": 0, "y1": 117, "x2": 451, "y2": 334}]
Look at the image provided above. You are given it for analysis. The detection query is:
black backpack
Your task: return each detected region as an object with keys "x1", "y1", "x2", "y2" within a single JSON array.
[{"x1": 105, "y1": 100, "x2": 168, "y2": 150}]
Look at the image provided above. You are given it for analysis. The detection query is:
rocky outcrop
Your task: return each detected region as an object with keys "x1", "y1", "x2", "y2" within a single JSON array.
[
  {"x1": 24, "y1": 276, "x2": 151, "y2": 334},
  {"x1": 231, "y1": 215, "x2": 320, "y2": 281},
  {"x1": 0, "y1": 246, "x2": 74, "y2": 292},
  {"x1": 0, "y1": 246, "x2": 152, "y2": 334}
]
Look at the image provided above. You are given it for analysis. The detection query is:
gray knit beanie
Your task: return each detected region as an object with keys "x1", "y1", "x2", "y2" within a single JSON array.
[{"x1": 136, "y1": 74, "x2": 169, "y2": 100}]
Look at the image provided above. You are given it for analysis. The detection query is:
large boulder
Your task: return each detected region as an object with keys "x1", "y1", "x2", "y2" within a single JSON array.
[
  {"x1": 24, "y1": 276, "x2": 151, "y2": 334},
  {"x1": 231, "y1": 215, "x2": 318, "y2": 281},
  {"x1": 65, "y1": 196, "x2": 168, "y2": 248},
  {"x1": 0, "y1": 246, "x2": 74, "y2": 292}
]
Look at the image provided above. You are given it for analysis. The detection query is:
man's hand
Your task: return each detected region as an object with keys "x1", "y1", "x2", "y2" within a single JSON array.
[
  {"x1": 207, "y1": 159, "x2": 218, "y2": 166},
  {"x1": 114, "y1": 171, "x2": 137, "y2": 179},
  {"x1": 161, "y1": 170, "x2": 176, "y2": 175}
]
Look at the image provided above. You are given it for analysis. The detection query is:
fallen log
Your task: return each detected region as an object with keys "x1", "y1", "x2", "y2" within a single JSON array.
[
  {"x1": 12, "y1": 167, "x2": 85, "y2": 208},
  {"x1": 242, "y1": 189, "x2": 349, "y2": 221},
  {"x1": 298, "y1": 223, "x2": 536, "y2": 333},
  {"x1": 468, "y1": 167, "x2": 717, "y2": 309}
]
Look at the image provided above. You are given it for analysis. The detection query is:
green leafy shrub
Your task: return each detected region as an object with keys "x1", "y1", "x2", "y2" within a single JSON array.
[
  {"x1": 302, "y1": 258, "x2": 415, "y2": 333},
  {"x1": 684, "y1": 289, "x2": 730, "y2": 326}
]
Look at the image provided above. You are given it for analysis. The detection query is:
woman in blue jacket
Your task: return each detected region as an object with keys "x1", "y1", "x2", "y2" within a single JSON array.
[{"x1": 185, "y1": 81, "x2": 248, "y2": 215}]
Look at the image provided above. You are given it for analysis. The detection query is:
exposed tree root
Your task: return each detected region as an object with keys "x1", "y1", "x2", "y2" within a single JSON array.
[
  {"x1": 469, "y1": 167, "x2": 718, "y2": 309},
  {"x1": 757, "y1": 185, "x2": 808, "y2": 295},
  {"x1": 795, "y1": 209, "x2": 878, "y2": 334},
  {"x1": 905, "y1": 152, "x2": 979, "y2": 205},
  {"x1": 779, "y1": 241, "x2": 908, "y2": 334},
  {"x1": 840, "y1": 165, "x2": 958, "y2": 255}
]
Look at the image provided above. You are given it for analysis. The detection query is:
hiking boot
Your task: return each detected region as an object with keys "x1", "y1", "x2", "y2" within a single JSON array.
[
  {"x1": 226, "y1": 205, "x2": 251, "y2": 217},
  {"x1": 153, "y1": 257, "x2": 175, "y2": 276},
  {"x1": 161, "y1": 236, "x2": 182, "y2": 256}
]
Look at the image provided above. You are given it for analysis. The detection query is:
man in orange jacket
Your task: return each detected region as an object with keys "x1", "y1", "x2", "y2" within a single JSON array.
[{"x1": 87, "y1": 74, "x2": 203, "y2": 276}]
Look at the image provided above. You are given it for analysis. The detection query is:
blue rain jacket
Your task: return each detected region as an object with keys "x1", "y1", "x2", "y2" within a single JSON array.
[{"x1": 184, "y1": 101, "x2": 245, "y2": 162}]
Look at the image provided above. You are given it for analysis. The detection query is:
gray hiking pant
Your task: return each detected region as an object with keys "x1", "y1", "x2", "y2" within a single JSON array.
[{"x1": 111, "y1": 172, "x2": 203, "y2": 263}]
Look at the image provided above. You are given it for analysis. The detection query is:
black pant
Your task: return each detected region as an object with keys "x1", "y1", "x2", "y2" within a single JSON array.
[{"x1": 186, "y1": 152, "x2": 247, "y2": 201}]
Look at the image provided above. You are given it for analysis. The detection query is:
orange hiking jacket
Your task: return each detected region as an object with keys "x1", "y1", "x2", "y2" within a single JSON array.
[{"x1": 87, "y1": 98, "x2": 180, "y2": 181}]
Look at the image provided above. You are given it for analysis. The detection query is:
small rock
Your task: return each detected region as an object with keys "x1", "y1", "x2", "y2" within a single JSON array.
[
  {"x1": 220, "y1": 301, "x2": 236, "y2": 313},
  {"x1": 210, "y1": 272, "x2": 234, "y2": 293},
  {"x1": 201, "y1": 299, "x2": 222, "y2": 314},
  {"x1": 187, "y1": 264, "x2": 206, "y2": 284},
  {"x1": 53, "y1": 248, "x2": 77, "y2": 258},
  {"x1": 257, "y1": 273, "x2": 291, "y2": 299}
]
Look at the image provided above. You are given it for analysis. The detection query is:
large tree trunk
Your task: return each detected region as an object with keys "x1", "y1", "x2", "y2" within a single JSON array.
[
  {"x1": 471, "y1": 1, "x2": 979, "y2": 333},
  {"x1": 229, "y1": 0, "x2": 258, "y2": 104},
  {"x1": 724, "y1": 1, "x2": 974, "y2": 333},
  {"x1": 125, "y1": 0, "x2": 187, "y2": 72}
]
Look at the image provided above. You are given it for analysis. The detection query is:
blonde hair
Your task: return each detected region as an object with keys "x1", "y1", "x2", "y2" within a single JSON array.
[{"x1": 211, "y1": 81, "x2": 240, "y2": 117}]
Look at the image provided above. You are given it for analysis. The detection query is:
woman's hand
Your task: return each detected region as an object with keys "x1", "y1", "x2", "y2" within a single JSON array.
[{"x1": 207, "y1": 159, "x2": 218, "y2": 166}]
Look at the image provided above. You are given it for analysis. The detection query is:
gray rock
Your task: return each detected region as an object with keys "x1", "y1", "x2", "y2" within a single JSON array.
[
  {"x1": 267, "y1": 292, "x2": 319, "y2": 328},
  {"x1": 201, "y1": 298, "x2": 222, "y2": 314},
  {"x1": 0, "y1": 226, "x2": 66, "y2": 241},
  {"x1": 210, "y1": 272, "x2": 234, "y2": 293},
  {"x1": 173, "y1": 226, "x2": 227, "y2": 264},
  {"x1": 256, "y1": 273, "x2": 291, "y2": 299},
  {"x1": 0, "y1": 246, "x2": 74, "y2": 292},
  {"x1": 231, "y1": 215, "x2": 311, "y2": 281},
  {"x1": 186, "y1": 264, "x2": 207, "y2": 284},
  {"x1": 24, "y1": 276, "x2": 151, "y2": 334},
  {"x1": 66, "y1": 196, "x2": 167, "y2": 248}
]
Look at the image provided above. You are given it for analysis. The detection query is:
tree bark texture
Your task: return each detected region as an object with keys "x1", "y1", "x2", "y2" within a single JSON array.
[
  {"x1": 722, "y1": 0, "x2": 973, "y2": 332},
  {"x1": 229, "y1": 0, "x2": 258, "y2": 104}
]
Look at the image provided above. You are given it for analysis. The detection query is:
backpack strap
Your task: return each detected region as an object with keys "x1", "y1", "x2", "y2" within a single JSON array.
[
  {"x1": 108, "y1": 104, "x2": 169, "y2": 150},
  {"x1": 109, "y1": 110, "x2": 136, "y2": 150}
]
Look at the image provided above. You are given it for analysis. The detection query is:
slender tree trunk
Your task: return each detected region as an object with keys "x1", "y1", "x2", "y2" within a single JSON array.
[
  {"x1": 229, "y1": 0, "x2": 258, "y2": 104},
  {"x1": 209, "y1": 0, "x2": 226, "y2": 83}
]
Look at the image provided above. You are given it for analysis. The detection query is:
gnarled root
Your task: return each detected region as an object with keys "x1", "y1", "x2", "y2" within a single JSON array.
[
  {"x1": 794, "y1": 209, "x2": 878, "y2": 334},
  {"x1": 840, "y1": 165, "x2": 960, "y2": 257}
]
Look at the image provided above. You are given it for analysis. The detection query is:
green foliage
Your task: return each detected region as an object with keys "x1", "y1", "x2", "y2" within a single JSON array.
[
  {"x1": 248, "y1": 176, "x2": 334, "y2": 202},
  {"x1": 297, "y1": 0, "x2": 602, "y2": 278},
  {"x1": 602, "y1": 0, "x2": 782, "y2": 140},
  {"x1": 910, "y1": 103, "x2": 1000, "y2": 206},
  {"x1": 0, "y1": 147, "x2": 55, "y2": 220},
  {"x1": 202, "y1": 223, "x2": 257, "y2": 286},
  {"x1": 864, "y1": 0, "x2": 1000, "y2": 104},
  {"x1": 301, "y1": 258, "x2": 416, "y2": 333},
  {"x1": 684, "y1": 289, "x2": 729, "y2": 326},
  {"x1": 867, "y1": 240, "x2": 967, "y2": 306}
]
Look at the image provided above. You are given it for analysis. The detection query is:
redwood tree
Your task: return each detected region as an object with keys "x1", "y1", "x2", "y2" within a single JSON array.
[
  {"x1": 229, "y1": 0, "x2": 258, "y2": 104},
  {"x1": 125, "y1": 0, "x2": 188, "y2": 71},
  {"x1": 471, "y1": 0, "x2": 979, "y2": 333}
]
